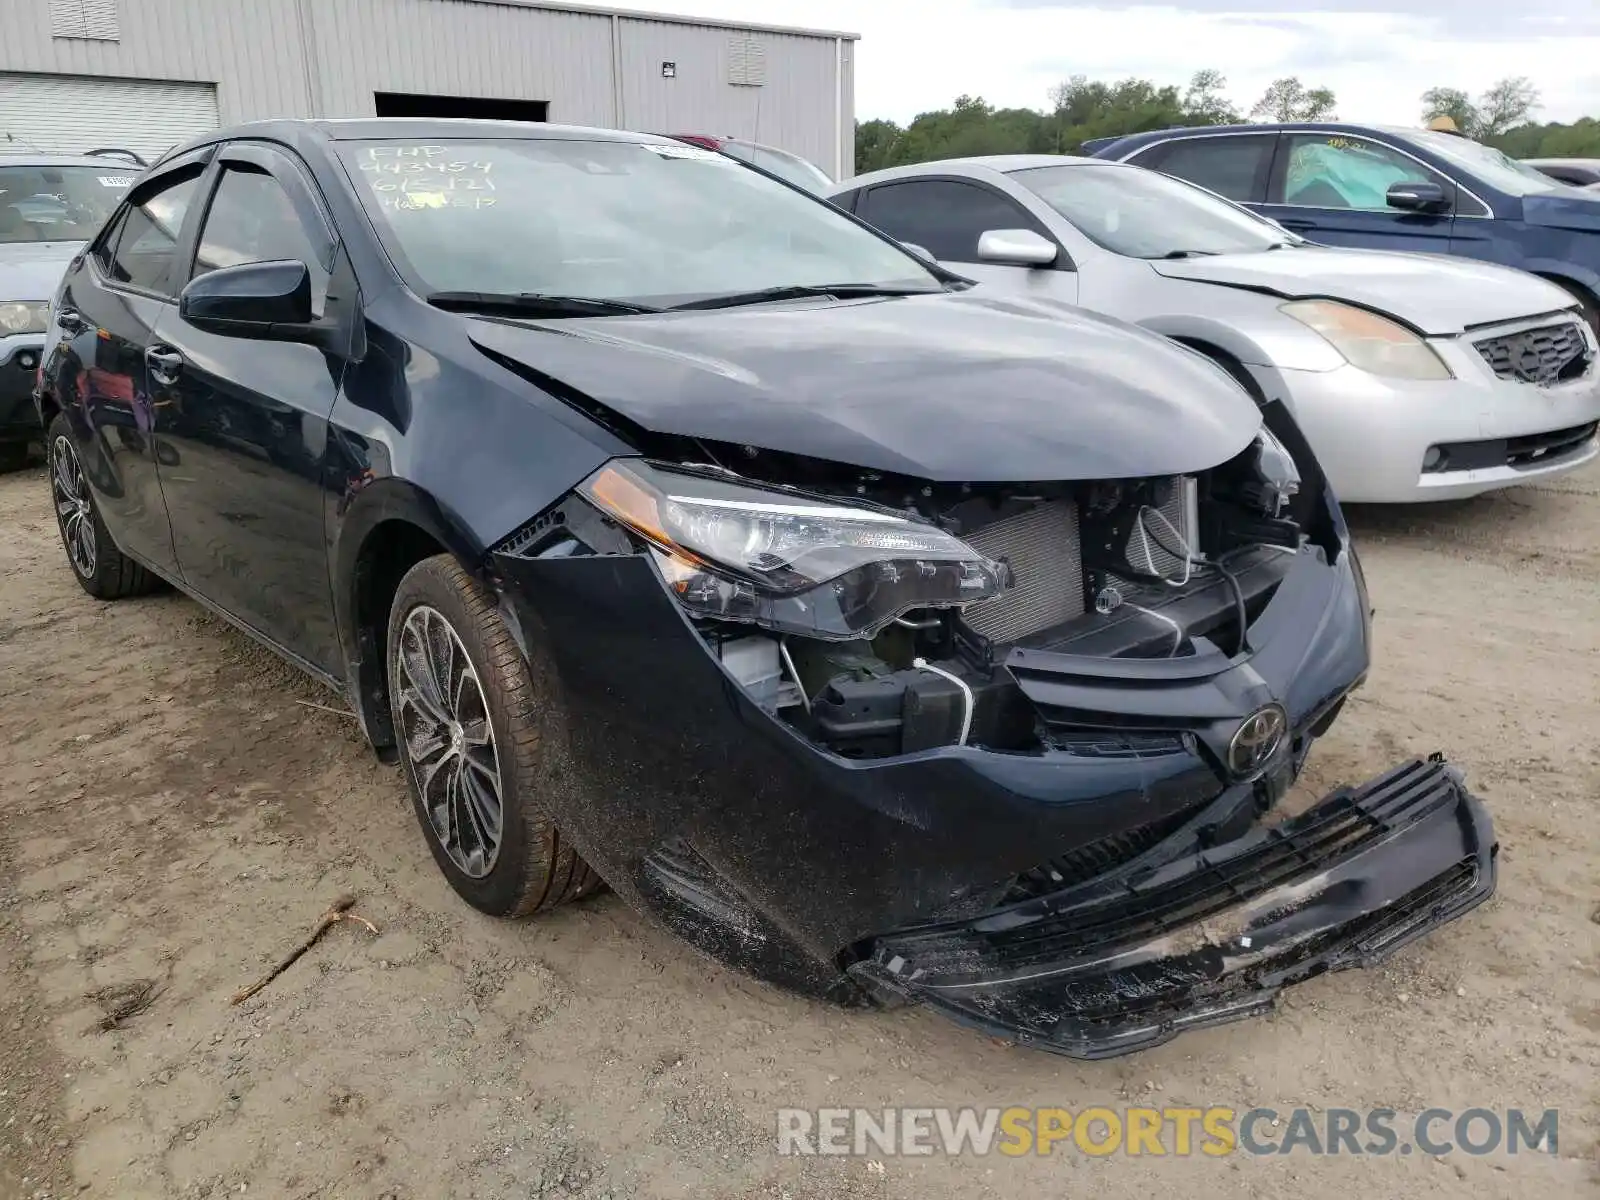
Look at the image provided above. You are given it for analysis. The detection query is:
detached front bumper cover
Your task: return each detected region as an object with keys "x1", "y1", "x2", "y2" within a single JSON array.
[{"x1": 852, "y1": 755, "x2": 1496, "y2": 1058}]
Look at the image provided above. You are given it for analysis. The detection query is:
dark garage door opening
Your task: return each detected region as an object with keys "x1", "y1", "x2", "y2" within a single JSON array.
[{"x1": 374, "y1": 92, "x2": 549, "y2": 122}]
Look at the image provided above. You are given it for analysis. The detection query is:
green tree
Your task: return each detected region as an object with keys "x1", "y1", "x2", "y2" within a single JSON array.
[
  {"x1": 1183, "y1": 69, "x2": 1241, "y2": 126},
  {"x1": 1420, "y1": 86, "x2": 1478, "y2": 135},
  {"x1": 1419, "y1": 78, "x2": 1541, "y2": 140},
  {"x1": 1476, "y1": 77, "x2": 1540, "y2": 137},
  {"x1": 1249, "y1": 77, "x2": 1338, "y2": 122}
]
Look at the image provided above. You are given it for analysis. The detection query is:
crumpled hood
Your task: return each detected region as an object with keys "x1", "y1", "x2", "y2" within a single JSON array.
[
  {"x1": 465, "y1": 291, "x2": 1261, "y2": 482},
  {"x1": 1520, "y1": 189, "x2": 1600, "y2": 235},
  {"x1": 1151, "y1": 245, "x2": 1576, "y2": 335},
  {"x1": 0, "y1": 240, "x2": 81, "y2": 304}
]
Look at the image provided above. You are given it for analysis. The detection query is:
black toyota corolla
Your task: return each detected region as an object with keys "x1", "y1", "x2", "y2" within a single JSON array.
[{"x1": 35, "y1": 120, "x2": 1495, "y2": 1057}]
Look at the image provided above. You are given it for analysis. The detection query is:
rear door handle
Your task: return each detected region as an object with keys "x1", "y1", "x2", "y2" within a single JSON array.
[
  {"x1": 145, "y1": 346, "x2": 185, "y2": 386},
  {"x1": 56, "y1": 307, "x2": 88, "y2": 333}
]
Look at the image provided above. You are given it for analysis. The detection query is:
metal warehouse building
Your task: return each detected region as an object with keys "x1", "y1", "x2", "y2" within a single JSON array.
[{"x1": 0, "y1": 0, "x2": 857, "y2": 176}]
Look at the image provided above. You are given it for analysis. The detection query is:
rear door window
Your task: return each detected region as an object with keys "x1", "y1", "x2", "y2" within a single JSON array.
[
  {"x1": 857, "y1": 179, "x2": 1048, "y2": 262},
  {"x1": 1133, "y1": 135, "x2": 1276, "y2": 203},
  {"x1": 1272, "y1": 135, "x2": 1448, "y2": 211}
]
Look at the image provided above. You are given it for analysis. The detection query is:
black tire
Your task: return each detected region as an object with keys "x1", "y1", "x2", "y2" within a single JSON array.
[
  {"x1": 386, "y1": 553, "x2": 602, "y2": 918},
  {"x1": 1546, "y1": 278, "x2": 1600, "y2": 340},
  {"x1": 46, "y1": 413, "x2": 160, "y2": 600},
  {"x1": 0, "y1": 441, "x2": 29, "y2": 472}
]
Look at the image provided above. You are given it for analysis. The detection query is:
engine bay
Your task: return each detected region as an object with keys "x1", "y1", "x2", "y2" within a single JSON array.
[{"x1": 505, "y1": 414, "x2": 1331, "y2": 762}]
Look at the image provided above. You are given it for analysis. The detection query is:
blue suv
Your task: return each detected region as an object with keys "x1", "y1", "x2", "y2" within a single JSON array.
[{"x1": 1088, "y1": 123, "x2": 1600, "y2": 331}]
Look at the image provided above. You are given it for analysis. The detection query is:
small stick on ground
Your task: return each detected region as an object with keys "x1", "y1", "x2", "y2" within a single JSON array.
[
  {"x1": 230, "y1": 892, "x2": 379, "y2": 1006},
  {"x1": 294, "y1": 698, "x2": 357, "y2": 719}
]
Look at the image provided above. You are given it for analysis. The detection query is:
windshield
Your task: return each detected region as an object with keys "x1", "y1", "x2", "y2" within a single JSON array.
[
  {"x1": 1010, "y1": 163, "x2": 1288, "y2": 258},
  {"x1": 721, "y1": 140, "x2": 835, "y2": 193},
  {"x1": 342, "y1": 138, "x2": 934, "y2": 305},
  {"x1": 0, "y1": 163, "x2": 132, "y2": 243},
  {"x1": 1403, "y1": 130, "x2": 1561, "y2": 196}
]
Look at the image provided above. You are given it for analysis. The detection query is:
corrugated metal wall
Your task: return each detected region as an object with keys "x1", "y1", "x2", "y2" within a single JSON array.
[
  {"x1": 310, "y1": 0, "x2": 616, "y2": 125},
  {"x1": 0, "y1": 0, "x2": 853, "y2": 171},
  {"x1": 0, "y1": 0, "x2": 317, "y2": 120}
]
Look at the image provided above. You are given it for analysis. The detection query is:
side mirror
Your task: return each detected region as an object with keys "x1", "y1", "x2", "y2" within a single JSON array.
[
  {"x1": 976, "y1": 228, "x2": 1058, "y2": 267},
  {"x1": 179, "y1": 260, "x2": 315, "y2": 339},
  {"x1": 1385, "y1": 181, "x2": 1450, "y2": 213},
  {"x1": 899, "y1": 241, "x2": 936, "y2": 263}
]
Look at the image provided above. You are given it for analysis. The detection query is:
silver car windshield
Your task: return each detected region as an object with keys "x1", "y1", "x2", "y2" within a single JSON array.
[
  {"x1": 1402, "y1": 130, "x2": 1562, "y2": 196},
  {"x1": 0, "y1": 164, "x2": 132, "y2": 244},
  {"x1": 343, "y1": 137, "x2": 934, "y2": 302},
  {"x1": 1010, "y1": 163, "x2": 1288, "y2": 259}
]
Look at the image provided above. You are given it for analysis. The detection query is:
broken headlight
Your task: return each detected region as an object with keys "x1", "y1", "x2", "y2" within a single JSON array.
[
  {"x1": 578, "y1": 459, "x2": 1008, "y2": 640},
  {"x1": 1246, "y1": 427, "x2": 1301, "y2": 517}
]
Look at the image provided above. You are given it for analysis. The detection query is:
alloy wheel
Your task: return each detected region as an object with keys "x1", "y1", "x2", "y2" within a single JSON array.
[
  {"x1": 394, "y1": 604, "x2": 505, "y2": 878},
  {"x1": 51, "y1": 435, "x2": 97, "y2": 579}
]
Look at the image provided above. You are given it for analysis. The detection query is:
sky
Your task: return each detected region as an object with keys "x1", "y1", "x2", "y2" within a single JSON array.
[{"x1": 621, "y1": 0, "x2": 1600, "y2": 126}]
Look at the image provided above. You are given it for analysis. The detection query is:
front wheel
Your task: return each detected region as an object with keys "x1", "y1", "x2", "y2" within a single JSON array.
[
  {"x1": 386, "y1": 554, "x2": 602, "y2": 918},
  {"x1": 46, "y1": 414, "x2": 159, "y2": 599}
]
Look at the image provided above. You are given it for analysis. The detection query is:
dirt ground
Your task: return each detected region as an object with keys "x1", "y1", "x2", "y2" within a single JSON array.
[{"x1": 1, "y1": 456, "x2": 1597, "y2": 1200}]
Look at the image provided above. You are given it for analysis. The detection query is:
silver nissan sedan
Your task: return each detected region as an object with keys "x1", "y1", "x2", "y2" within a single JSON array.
[{"x1": 829, "y1": 156, "x2": 1600, "y2": 503}]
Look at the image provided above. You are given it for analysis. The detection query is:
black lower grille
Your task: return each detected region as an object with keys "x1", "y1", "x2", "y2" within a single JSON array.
[
  {"x1": 1005, "y1": 801, "x2": 1205, "y2": 902},
  {"x1": 1474, "y1": 320, "x2": 1592, "y2": 385},
  {"x1": 1425, "y1": 421, "x2": 1597, "y2": 473}
]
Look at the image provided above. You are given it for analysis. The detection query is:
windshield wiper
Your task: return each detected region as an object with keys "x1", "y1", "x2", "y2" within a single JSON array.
[
  {"x1": 668, "y1": 283, "x2": 942, "y2": 312},
  {"x1": 426, "y1": 291, "x2": 664, "y2": 317},
  {"x1": 1155, "y1": 250, "x2": 1222, "y2": 260}
]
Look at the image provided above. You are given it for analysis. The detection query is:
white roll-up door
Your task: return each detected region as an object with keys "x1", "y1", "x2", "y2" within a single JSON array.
[{"x1": 0, "y1": 73, "x2": 219, "y2": 163}]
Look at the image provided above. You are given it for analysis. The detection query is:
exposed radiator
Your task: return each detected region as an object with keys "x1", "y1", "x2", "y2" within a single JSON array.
[
  {"x1": 1122, "y1": 476, "x2": 1199, "y2": 581},
  {"x1": 960, "y1": 501, "x2": 1085, "y2": 643},
  {"x1": 958, "y1": 478, "x2": 1198, "y2": 646}
]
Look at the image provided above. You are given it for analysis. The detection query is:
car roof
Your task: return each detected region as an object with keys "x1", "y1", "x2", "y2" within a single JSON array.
[
  {"x1": 160, "y1": 118, "x2": 680, "y2": 164},
  {"x1": 1521, "y1": 157, "x2": 1600, "y2": 167},
  {"x1": 0, "y1": 152, "x2": 142, "y2": 168},
  {"x1": 837, "y1": 154, "x2": 1108, "y2": 188},
  {"x1": 1098, "y1": 121, "x2": 1439, "y2": 150}
]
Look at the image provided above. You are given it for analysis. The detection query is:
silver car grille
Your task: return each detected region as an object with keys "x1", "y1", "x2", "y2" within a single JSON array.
[
  {"x1": 1474, "y1": 321, "x2": 1592, "y2": 386},
  {"x1": 961, "y1": 502, "x2": 1085, "y2": 643}
]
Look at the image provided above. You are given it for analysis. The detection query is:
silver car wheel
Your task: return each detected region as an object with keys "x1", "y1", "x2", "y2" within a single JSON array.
[
  {"x1": 393, "y1": 604, "x2": 505, "y2": 878},
  {"x1": 51, "y1": 434, "x2": 97, "y2": 579}
]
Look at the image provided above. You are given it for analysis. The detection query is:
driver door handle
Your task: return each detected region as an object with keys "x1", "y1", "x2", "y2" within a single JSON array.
[
  {"x1": 56, "y1": 307, "x2": 88, "y2": 334},
  {"x1": 145, "y1": 346, "x2": 185, "y2": 386}
]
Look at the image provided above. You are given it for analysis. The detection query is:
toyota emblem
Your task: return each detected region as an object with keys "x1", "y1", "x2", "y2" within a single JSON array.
[{"x1": 1228, "y1": 704, "x2": 1287, "y2": 776}]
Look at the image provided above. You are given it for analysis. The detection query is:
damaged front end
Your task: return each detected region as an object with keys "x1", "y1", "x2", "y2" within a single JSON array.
[{"x1": 486, "y1": 404, "x2": 1495, "y2": 1054}]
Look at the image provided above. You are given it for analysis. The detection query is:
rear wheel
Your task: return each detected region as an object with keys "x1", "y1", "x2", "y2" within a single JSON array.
[
  {"x1": 387, "y1": 554, "x2": 601, "y2": 917},
  {"x1": 47, "y1": 414, "x2": 159, "y2": 599}
]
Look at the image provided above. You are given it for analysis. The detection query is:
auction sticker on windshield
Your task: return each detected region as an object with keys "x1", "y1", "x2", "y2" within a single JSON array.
[{"x1": 358, "y1": 144, "x2": 497, "y2": 211}]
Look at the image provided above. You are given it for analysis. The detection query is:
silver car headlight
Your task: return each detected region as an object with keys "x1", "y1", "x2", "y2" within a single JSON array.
[
  {"x1": 0, "y1": 301, "x2": 48, "y2": 336},
  {"x1": 1280, "y1": 299, "x2": 1453, "y2": 381},
  {"x1": 578, "y1": 459, "x2": 1009, "y2": 640}
]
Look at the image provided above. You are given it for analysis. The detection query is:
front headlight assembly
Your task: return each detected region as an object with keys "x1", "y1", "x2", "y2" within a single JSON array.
[
  {"x1": 1280, "y1": 299, "x2": 1453, "y2": 381},
  {"x1": 0, "y1": 301, "x2": 48, "y2": 336},
  {"x1": 578, "y1": 459, "x2": 1008, "y2": 640}
]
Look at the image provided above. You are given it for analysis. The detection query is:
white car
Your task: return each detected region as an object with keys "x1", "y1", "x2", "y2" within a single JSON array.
[{"x1": 828, "y1": 156, "x2": 1600, "y2": 502}]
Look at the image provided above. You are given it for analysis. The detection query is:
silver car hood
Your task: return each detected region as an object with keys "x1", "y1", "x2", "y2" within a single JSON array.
[
  {"x1": 0, "y1": 240, "x2": 83, "y2": 303},
  {"x1": 1150, "y1": 246, "x2": 1576, "y2": 336}
]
